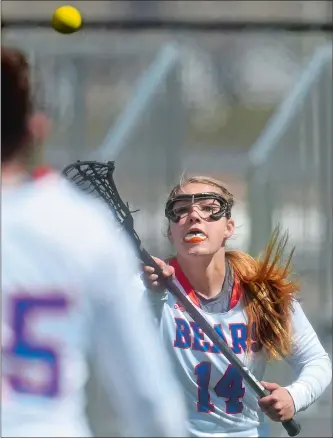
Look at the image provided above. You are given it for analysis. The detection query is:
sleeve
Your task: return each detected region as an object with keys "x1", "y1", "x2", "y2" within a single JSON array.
[
  {"x1": 283, "y1": 300, "x2": 332, "y2": 413},
  {"x1": 88, "y1": 229, "x2": 187, "y2": 438}
]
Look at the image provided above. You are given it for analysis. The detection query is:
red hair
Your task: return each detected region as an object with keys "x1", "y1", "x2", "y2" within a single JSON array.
[{"x1": 226, "y1": 228, "x2": 299, "y2": 360}]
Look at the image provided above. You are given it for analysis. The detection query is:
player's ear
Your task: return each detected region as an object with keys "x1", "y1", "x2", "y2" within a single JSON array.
[
  {"x1": 167, "y1": 224, "x2": 173, "y2": 243},
  {"x1": 224, "y1": 218, "x2": 235, "y2": 240},
  {"x1": 27, "y1": 112, "x2": 51, "y2": 145}
]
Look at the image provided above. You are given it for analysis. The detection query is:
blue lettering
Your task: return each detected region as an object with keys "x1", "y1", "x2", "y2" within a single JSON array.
[
  {"x1": 173, "y1": 318, "x2": 191, "y2": 349},
  {"x1": 209, "y1": 324, "x2": 228, "y2": 353},
  {"x1": 229, "y1": 323, "x2": 247, "y2": 354},
  {"x1": 190, "y1": 322, "x2": 210, "y2": 352}
]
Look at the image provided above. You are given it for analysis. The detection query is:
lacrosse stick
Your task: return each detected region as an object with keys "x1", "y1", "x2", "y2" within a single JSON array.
[{"x1": 62, "y1": 160, "x2": 301, "y2": 437}]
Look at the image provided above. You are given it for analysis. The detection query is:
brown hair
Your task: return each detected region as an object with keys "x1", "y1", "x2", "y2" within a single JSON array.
[
  {"x1": 167, "y1": 175, "x2": 299, "y2": 360},
  {"x1": 1, "y1": 46, "x2": 32, "y2": 163}
]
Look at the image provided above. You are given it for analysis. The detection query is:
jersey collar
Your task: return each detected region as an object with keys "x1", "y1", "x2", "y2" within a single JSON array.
[{"x1": 167, "y1": 258, "x2": 241, "y2": 310}]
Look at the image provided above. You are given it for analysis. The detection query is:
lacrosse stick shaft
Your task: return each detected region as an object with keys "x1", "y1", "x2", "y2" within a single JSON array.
[
  {"x1": 61, "y1": 161, "x2": 300, "y2": 437},
  {"x1": 140, "y1": 247, "x2": 301, "y2": 437}
]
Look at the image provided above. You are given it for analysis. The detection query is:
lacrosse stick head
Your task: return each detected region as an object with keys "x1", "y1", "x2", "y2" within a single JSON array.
[{"x1": 62, "y1": 160, "x2": 141, "y2": 245}]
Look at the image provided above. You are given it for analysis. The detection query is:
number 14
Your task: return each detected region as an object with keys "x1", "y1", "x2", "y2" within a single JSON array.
[{"x1": 195, "y1": 362, "x2": 245, "y2": 414}]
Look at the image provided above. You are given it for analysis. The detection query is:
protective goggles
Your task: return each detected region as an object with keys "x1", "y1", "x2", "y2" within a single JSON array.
[{"x1": 165, "y1": 192, "x2": 233, "y2": 223}]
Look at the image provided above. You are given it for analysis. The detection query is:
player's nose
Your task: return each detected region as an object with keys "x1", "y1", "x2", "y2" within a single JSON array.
[{"x1": 188, "y1": 205, "x2": 202, "y2": 222}]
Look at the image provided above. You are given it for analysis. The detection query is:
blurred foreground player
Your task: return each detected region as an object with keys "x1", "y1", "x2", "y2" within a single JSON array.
[{"x1": 1, "y1": 46, "x2": 187, "y2": 438}]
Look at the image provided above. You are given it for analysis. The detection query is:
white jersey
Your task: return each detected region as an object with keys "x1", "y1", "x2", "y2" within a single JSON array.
[
  {"x1": 146, "y1": 260, "x2": 332, "y2": 437},
  {"x1": 2, "y1": 173, "x2": 187, "y2": 437}
]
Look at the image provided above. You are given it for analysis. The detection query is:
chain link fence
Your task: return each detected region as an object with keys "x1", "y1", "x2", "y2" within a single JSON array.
[
  {"x1": 248, "y1": 45, "x2": 332, "y2": 328},
  {"x1": 3, "y1": 25, "x2": 331, "y2": 255},
  {"x1": 2, "y1": 17, "x2": 332, "y2": 437},
  {"x1": 247, "y1": 44, "x2": 332, "y2": 438}
]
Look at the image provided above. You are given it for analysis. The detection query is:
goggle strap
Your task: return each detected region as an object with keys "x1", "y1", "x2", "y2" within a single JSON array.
[{"x1": 165, "y1": 192, "x2": 233, "y2": 222}]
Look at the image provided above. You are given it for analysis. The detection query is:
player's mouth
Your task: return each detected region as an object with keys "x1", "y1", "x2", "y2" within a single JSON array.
[{"x1": 183, "y1": 229, "x2": 207, "y2": 243}]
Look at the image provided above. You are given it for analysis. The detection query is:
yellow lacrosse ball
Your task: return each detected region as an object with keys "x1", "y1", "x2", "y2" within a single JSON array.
[{"x1": 52, "y1": 5, "x2": 82, "y2": 34}]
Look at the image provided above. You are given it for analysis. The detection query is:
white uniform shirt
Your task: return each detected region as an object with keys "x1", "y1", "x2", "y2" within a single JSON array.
[
  {"x1": 145, "y1": 260, "x2": 332, "y2": 437},
  {"x1": 2, "y1": 174, "x2": 187, "y2": 437}
]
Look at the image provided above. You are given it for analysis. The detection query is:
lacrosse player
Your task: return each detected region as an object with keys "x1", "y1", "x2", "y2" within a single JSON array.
[
  {"x1": 142, "y1": 175, "x2": 332, "y2": 437},
  {"x1": 1, "y1": 46, "x2": 187, "y2": 438}
]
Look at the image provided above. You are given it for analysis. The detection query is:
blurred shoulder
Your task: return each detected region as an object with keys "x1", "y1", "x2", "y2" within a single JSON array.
[
  {"x1": 57, "y1": 177, "x2": 136, "y2": 254},
  {"x1": 22, "y1": 173, "x2": 137, "y2": 264}
]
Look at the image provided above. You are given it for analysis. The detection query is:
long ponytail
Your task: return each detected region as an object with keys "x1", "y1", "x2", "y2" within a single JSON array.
[{"x1": 226, "y1": 227, "x2": 300, "y2": 360}]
